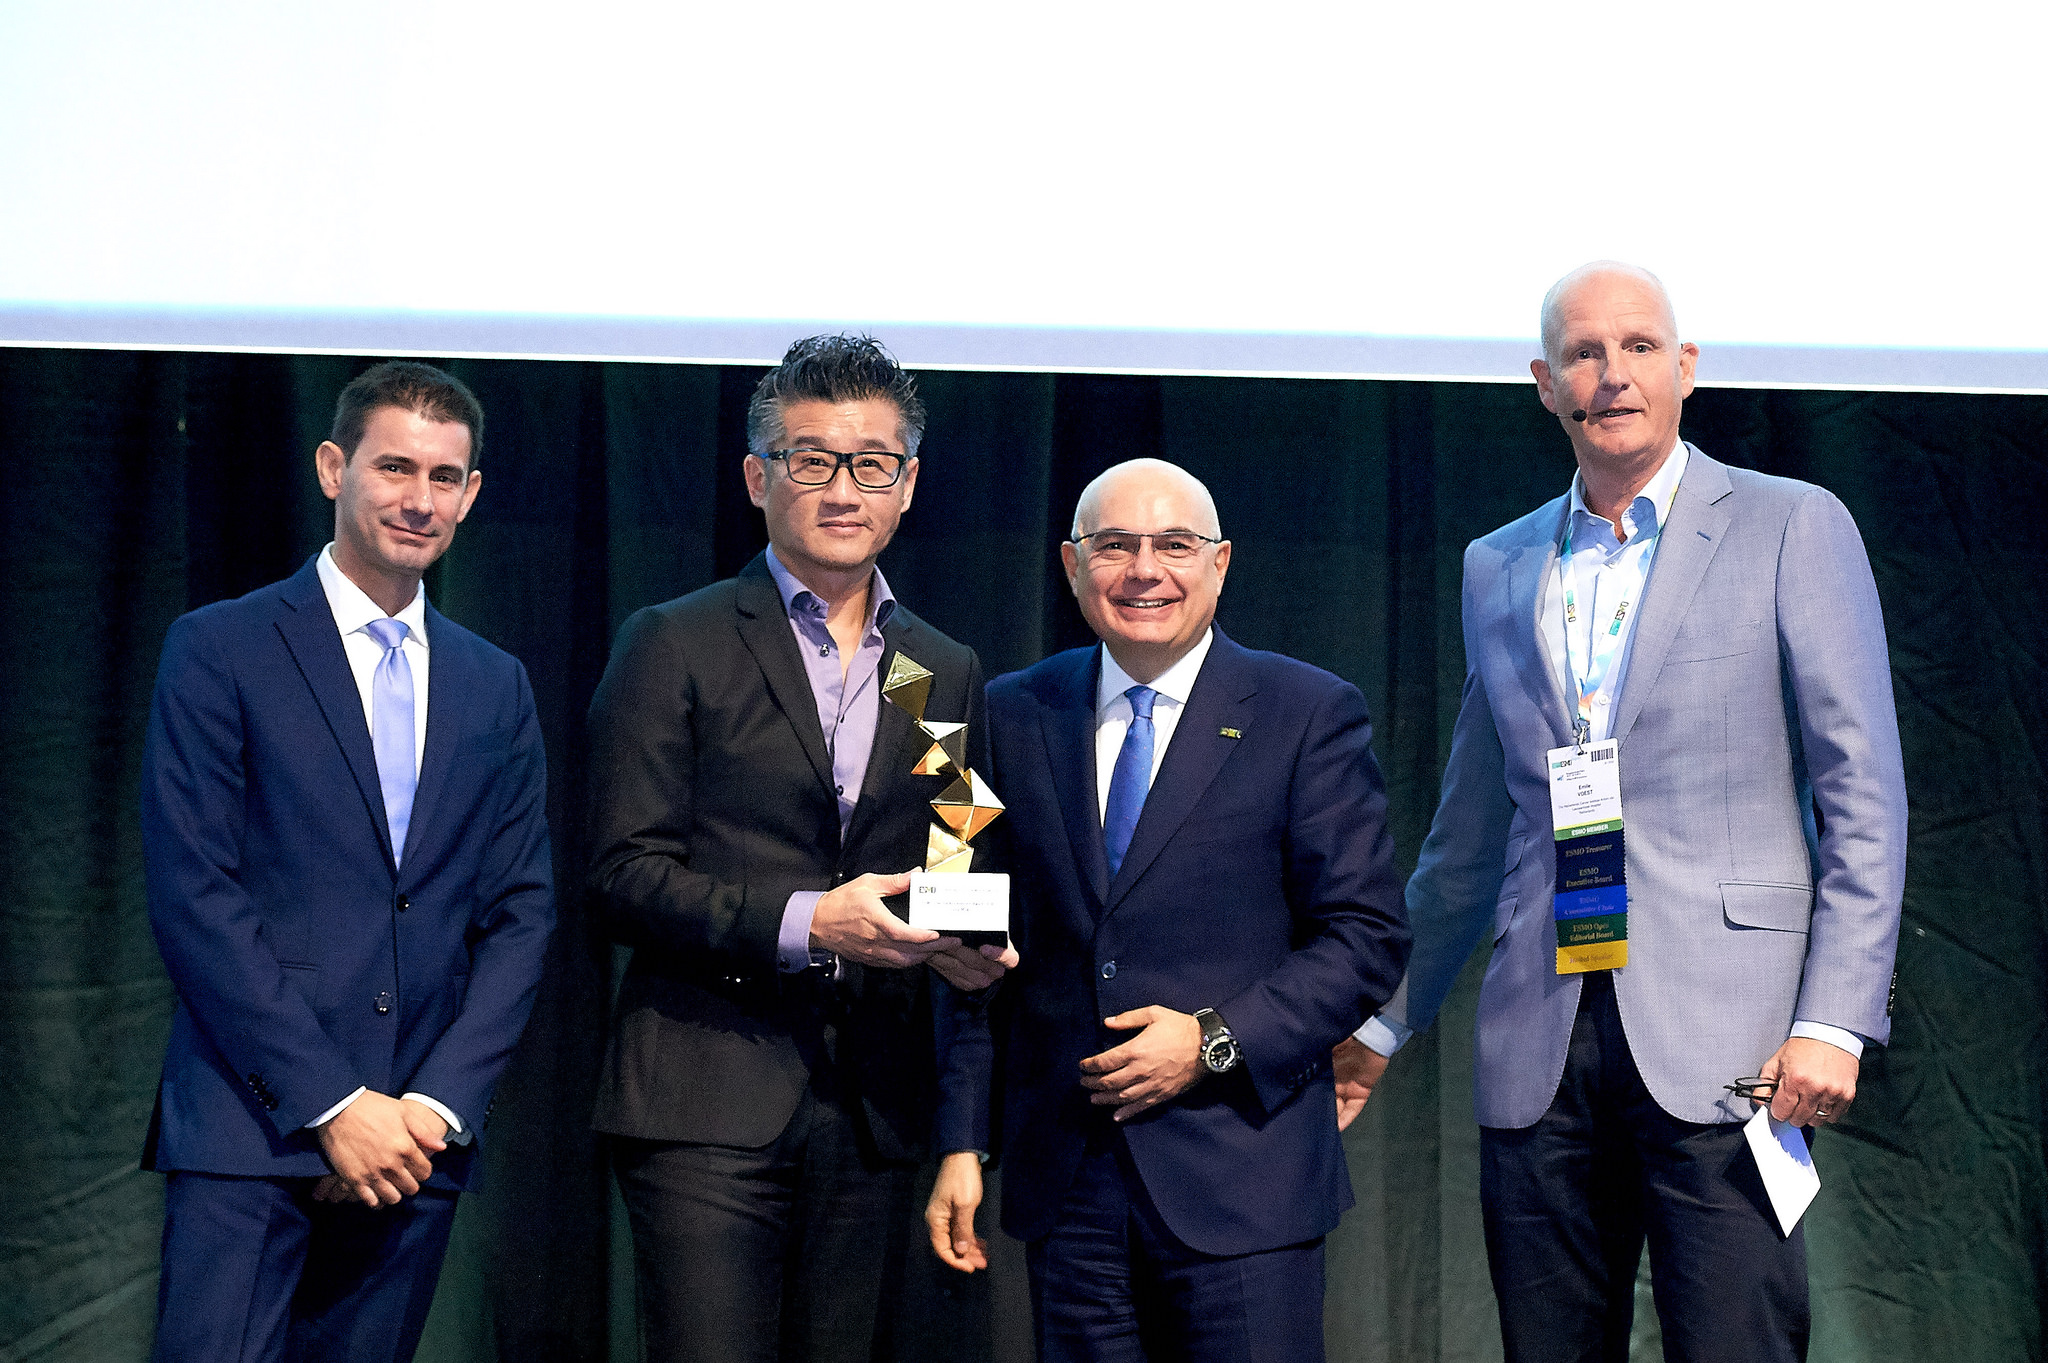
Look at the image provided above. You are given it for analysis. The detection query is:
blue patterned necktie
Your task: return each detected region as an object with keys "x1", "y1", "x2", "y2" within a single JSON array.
[
  {"x1": 364, "y1": 617, "x2": 416, "y2": 867},
  {"x1": 1103, "y1": 685, "x2": 1157, "y2": 879}
]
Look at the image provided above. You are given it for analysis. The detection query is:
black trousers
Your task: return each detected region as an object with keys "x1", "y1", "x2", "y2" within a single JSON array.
[
  {"x1": 1025, "y1": 1129, "x2": 1327, "y2": 1363},
  {"x1": 152, "y1": 1172, "x2": 459, "y2": 1363},
  {"x1": 613, "y1": 1077, "x2": 912, "y2": 1363},
  {"x1": 1480, "y1": 973, "x2": 1808, "y2": 1363}
]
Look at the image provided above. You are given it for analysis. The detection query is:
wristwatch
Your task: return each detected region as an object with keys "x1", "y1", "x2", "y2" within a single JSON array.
[{"x1": 1194, "y1": 1008, "x2": 1240, "y2": 1074}]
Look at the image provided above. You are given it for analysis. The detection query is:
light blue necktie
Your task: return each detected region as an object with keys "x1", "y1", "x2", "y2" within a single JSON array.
[
  {"x1": 364, "y1": 617, "x2": 416, "y2": 867},
  {"x1": 1103, "y1": 686, "x2": 1157, "y2": 879}
]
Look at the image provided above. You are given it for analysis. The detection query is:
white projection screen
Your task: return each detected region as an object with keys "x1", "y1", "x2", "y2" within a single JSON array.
[{"x1": 3, "y1": 0, "x2": 2043, "y2": 392}]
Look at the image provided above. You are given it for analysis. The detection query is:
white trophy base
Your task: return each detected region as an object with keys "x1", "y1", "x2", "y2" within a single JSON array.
[{"x1": 907, "y1": 869, "x2": 1010, "y2": 947}]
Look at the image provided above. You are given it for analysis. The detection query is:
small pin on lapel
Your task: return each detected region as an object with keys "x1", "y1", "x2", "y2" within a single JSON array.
[{"x1": 1218, "y1": 727, "x2": 1243, "y2": 740}]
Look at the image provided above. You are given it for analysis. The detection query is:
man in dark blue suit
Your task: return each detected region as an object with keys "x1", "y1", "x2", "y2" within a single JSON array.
[
  {"x1": 139, "y1": 361, "x2": 555, "y2": 1362},
  {"x1": 927, "y1": 459, "x2": 1409, "y2": 1361}
]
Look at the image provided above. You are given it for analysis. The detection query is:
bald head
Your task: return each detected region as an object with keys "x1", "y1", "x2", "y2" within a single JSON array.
[
  {"x1": 1062, "y1": 458, "x2": 1231, "y2": 683},
  {"x1": 1540, "y1": 261, "x2": 1678, "y2": 365},
  {"x1": 1071, "y1": 459, "x2": 1222, "y2": 540},
  {"x1": 1530, "y1": 260, "x2": 1698, "y2": 498}
]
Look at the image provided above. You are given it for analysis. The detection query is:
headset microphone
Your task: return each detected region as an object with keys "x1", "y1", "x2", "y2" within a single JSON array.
[{"x1": 1571, "y1": 409, "x2": 1588, "y2": 422}]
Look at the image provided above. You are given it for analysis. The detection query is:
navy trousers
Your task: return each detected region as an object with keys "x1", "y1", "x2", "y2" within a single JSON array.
[
  {"x1": 1480, "y1": 973, "x2": 1809, "y2": 1363},
  {"x1": 152, "y1": 1172, "x2": 459, "y2": 1363},
  {"x1": 1026, "y1": 1129, "x2": 1327, "y2": 1363}
]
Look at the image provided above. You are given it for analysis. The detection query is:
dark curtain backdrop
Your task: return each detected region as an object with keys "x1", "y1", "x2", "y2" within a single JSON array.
[{"x1": 2, "y1": 347, "x2": 2042, "y2": 1363}]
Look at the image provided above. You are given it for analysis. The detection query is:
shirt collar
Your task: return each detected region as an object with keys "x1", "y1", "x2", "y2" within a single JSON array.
[
  {"x1": 1096, "y1": 628, "x2": 1214, "y2": 714},
  {"x1": 1568, "y1": 439, "x2": 1689, "y2": 545},
  {"x1": 764, "y1": 545, "x2": 897, "y2": 635},
  {"x1": 317, "y1": 543, "x2": 429, "y2": 648}
]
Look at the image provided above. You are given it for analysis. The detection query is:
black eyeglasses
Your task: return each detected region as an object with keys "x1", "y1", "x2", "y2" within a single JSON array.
[
  {"x1": 1069, "y1": 528, "x2": 1223, "y2": 565},
  {"x1": 761, "y1": 448, "x2": 910, "y2": 490},
  {"x1": 1724, "y1": 1076, "x2": 1777, "y2": 1103}
]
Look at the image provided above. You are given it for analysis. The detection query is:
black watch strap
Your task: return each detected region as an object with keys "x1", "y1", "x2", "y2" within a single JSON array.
[{"x1": 1194, "y1": 1007, "x2": 1241, "y2": 1074}]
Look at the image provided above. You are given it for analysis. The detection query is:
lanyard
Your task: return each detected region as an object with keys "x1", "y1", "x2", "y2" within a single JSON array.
[{"x1": 1560, "y1": 512, "x2": 1660, "y2": 748}]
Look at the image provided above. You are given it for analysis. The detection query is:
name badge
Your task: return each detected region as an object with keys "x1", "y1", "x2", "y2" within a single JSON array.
[
  {"x1": 1547, "y1": 740, "x2": 1628, "y2": 973},
  {"x1": 906, "y1": 869, "x2": 1010, "y2": 948}
]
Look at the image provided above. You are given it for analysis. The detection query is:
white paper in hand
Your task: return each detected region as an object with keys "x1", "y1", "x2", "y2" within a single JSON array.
[{"x1": 1744, "y1": 1105, "x2": 1821, "y2": 1236}]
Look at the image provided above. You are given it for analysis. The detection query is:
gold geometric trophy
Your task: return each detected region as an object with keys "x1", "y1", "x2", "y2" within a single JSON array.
[
  {"x1": 931, "y1": 770, "x2": 1004, "y2": 842},
  {"x1": 910, "y1": 722, "x2": 968, "y2": 777},
  {"x1": 881, "y1": 651, "x2": 1003, "y2": 872},
  {"x1": 880, "y1": 653, "x2": 933, "y2": 724},
  {"x1": 925, "y1": 825, "x2": 975, "y2": 875}
]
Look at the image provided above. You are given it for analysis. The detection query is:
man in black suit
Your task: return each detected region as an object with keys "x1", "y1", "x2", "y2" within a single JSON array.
[{"x1": 587, "y1": 335, "x2": 1013, "y2": 1363}]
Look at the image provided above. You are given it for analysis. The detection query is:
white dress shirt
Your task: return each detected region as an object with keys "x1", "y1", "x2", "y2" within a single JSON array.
[
  {"x1": 308, "y1": 545, "x2": 467, "y2": 1140},
  {"x1": 1094, "y1": 629, "x2": 1215, "y2": 822}
]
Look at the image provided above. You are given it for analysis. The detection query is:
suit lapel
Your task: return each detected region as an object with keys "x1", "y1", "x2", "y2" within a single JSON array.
[
  {"x1": 733, "y1": 557, "x2": 837, "y2": 804},
  {"x1": 272, "y1": 559, "x2": 396, "y2": 871},
  {"x1": 1104, "y1": 631, "x2": 1257, "y2": 913},
  {"x1": 1509, "y1": 498, "x2": 1575, "y2": 750},
  {"x1": 1040, "y1": 648, "x2": 1110, "y2": 911},
  {"x1": 1611, "y1": 445, "x2": 1734, "y2": 746},
  {"x1": 400, "y1": 603, "x2": 461, "y2": 874}
]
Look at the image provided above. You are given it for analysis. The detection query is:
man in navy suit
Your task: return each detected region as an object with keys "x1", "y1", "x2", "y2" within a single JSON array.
[
  {"x1": 926, "y1": 459, "x2": 1409, "y2": 1362},
  {"x1": 140, "y1": 361, "x2": 555, "y2": 1362}
]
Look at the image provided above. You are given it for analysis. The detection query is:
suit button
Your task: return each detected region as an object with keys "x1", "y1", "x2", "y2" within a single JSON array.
[
  {"x1": 374, "y1": 992, "x2": 393, "y2": 1015},
  {"x1": 395, "y1": 894, "x2": 410, "y2": 913},
  {"x1": 1100, "y1": 961, "x2": 1117, "y2": 979}
]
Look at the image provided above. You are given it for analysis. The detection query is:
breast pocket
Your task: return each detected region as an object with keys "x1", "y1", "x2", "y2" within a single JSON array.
[
  {"x1": 453, "y1": 727, "x2": 516, "y2": 781},
  {"x1": 1666, "y1": 618, "x2": 1766, "y2": 664},
  {"x1": 1173, "y1": 812, "x2": 1280, "y2": 850},
  {"x1": 1174, "y1": 813, "x2": 1284, "y2": 888}
]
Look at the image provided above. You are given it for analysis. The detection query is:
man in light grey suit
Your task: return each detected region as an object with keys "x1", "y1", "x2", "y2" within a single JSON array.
[{"x1": 1338, "y1": 262, "x2": 1907, "y2": 1362}]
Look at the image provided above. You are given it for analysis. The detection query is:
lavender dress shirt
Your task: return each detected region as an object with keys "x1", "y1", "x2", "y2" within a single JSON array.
[{"x1": 764, "y1": 546, "x2": 897, "y2": 972}]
